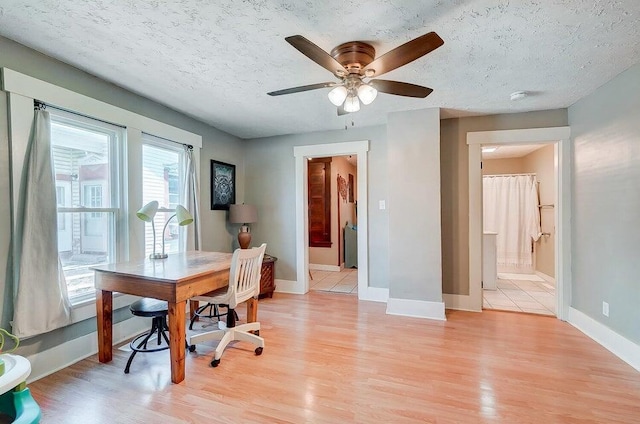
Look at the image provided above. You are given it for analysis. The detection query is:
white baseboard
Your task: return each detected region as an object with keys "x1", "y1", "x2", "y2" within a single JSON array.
[
  {"x1": 274, "y1": 278, "x2": 305, "y2": 295},
  {"x1": 386, "y1": 298, "x2": 446, "y2": 321},
  {"x1": 25, "y1": 316, "x2": 149, "y2": 383},
  {"x1": 443, "y1": 293, "x2": 482, "y2": 312},
  {"x1": 358, "y1": 286, "x2": 389, "y2": 303},
  {"x1": 309, "y1": 263, "x2": 341, "y2": 272},
  {"x1": 535, "y1": 271, "x2": 556, "y2": 285},
  {"x1": 568, "y1": 307, "x2": 640, "y2": 372}
]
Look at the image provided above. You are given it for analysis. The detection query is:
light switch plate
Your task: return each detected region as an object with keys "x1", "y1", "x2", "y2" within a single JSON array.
[{"x1": 379, "y1": 200, "x2": 386, "y2": 210}]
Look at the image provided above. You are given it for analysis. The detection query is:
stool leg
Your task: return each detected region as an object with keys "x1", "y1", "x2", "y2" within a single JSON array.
[{"x1": 125, "y1": 318, "x2": 164, "y2": 374}]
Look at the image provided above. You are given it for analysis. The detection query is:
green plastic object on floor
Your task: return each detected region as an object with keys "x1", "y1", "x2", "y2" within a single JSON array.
[
  {"x1": 0, "y1": 388, "x2": 41, "y2": 424},
  {"x1": 0, "y1": 330, "x2": 40, "y2": 423}
]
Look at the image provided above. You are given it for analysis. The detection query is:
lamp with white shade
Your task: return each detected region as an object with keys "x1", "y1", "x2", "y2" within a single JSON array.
[
  {"x1": 137, "y1": 201, "x2": 193, "y2": 259},
  {"x1": 327, "y1": 81, "x2": 377, "y2": 112},
  {"x1": 229, "y1": 204, "x2": 258, "y2": 249}
]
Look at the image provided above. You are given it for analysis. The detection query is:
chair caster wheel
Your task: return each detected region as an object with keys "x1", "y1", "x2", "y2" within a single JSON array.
[
  {"x1": 188, "y1": 344, "x2": 196, "y2": 352},
  {"x1": 254, "y1": 330, "x2": 260, "y2": 336},
  {"x1": 211, "y1": 359, "x2": 220, "y2": 367},
  {"x1": 255, "y1": 347, "x2": 263, "y2": 356}
]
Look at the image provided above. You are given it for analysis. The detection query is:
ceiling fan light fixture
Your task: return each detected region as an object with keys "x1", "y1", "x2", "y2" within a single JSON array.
[
  {"x1": 357, "y1": 83, "x2": 378, "y2": 105},
  {"x1": 328, "y1": 85, "x2": 348, "y2": 106},
  {"x1": 343, "y1": 95, "x2": 360, "y2": 113}
]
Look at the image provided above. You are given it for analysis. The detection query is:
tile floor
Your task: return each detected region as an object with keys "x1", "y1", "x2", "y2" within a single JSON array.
[
  {"x1": 483, "y1": 274, "x2": 556, "y2": 316},
  {"x1": 309, "y1": 268, "x2": 358, "y2": 294},
  {"x1": 309, "y1": 269, "x2": 553, "y2": 313}
]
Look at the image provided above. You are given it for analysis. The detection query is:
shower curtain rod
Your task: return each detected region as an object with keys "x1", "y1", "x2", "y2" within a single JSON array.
[{"x1": 483, "y1": 173, "x2": 536, "y2": 177}]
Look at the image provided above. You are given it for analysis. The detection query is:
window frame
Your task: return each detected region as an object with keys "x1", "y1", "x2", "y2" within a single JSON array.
[
  {"x1": 50, "y1": 109, "x2": 126, "y2": 305},
  {"x1": 141, "y1": 133, "x2": 188, "y2": 257},
  {"x1": 3, "y1": 67, "x2": 202, "y2": 323}
]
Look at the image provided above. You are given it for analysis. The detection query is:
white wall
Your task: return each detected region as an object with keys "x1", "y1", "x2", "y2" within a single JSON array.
[{"x1": 569, "y1": 62, "x2": 640, "y2": 345}]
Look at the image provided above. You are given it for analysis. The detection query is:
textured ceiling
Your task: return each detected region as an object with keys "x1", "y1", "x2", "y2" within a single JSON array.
[
  {"x1": 1, "y1": 1, "x2": 639, "y2": 139},
  {"x1": 482, "y1": 144, "x2": 546, "y2": 160}
]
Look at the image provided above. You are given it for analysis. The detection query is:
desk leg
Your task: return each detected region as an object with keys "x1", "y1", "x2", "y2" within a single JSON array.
[
  {"x1": 96, "y1": 290, "x2": 112, "y2": 363},
  {"x1": 247, "y1": 297, "x2": 258, "y2": 323},
  {"x1": 168, "y1": 301, "x2": 186, "y2": 384}
]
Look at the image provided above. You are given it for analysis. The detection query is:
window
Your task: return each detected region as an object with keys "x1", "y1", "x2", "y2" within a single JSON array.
[
  {"x1": 55, "y1": 186, "x2": 66, "y2": 230},
  {"x1": 50, "y1": 111, "x2": 123, "y2": 304},
  {"x1": 141, "y1": 134, "x2": 186, "y2": 257}
]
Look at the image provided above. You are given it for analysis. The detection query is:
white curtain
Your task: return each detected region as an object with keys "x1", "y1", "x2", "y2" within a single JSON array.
[
  {"x1": 12, "y1": 109, "x2": 71, "y2": 338},
  {"x1": 183, "y1": 144, "x2": 200, "y2": 250},
  {"x1": 483, "y1": 174, "x2": 541, "y2": 268}
]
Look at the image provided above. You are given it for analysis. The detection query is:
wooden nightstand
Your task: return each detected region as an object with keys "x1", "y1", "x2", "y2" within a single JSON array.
[{"x1": 259, "y1": 255, "x2": 277, "y2": 298}]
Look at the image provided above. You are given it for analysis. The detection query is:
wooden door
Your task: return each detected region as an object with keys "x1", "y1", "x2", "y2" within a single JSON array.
[{"x1": 308, "y1": 158, "x2": 332, "y2": 247}]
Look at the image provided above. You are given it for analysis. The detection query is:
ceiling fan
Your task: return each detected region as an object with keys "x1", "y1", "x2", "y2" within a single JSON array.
[{"x1": 267, "y1": 32, "x2": 444, "y2": 115}]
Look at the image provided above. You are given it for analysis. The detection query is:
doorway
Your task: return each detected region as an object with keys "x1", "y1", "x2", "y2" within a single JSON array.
[
  {"x1": 308, "y1": 154, "x2": 359, "y2": 294},
  {"x1": 481, "y1": 143, "x2": 557, "y2": 316},
  {"x1": 466, "y1": 126, "x2": 571, "y2": 320},
  {"x1": 294, "y1": 140, "x2": 377, "y2": 300}
]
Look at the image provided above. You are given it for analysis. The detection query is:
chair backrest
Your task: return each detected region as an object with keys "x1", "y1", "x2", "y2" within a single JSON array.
[{"x1": 227, "y1": 243, "x2": 266, "y2": 309}]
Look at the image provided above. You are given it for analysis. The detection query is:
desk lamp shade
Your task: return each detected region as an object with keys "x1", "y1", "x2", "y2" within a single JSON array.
[
  {"x1": 137, "y1": 201, "x2": 159, "y2": 222},
  {"x1": 229, "y1": 204, "x2": 257, "y2": 249},
  {"x1": 136, "y1": 201, "x2": 193, "y2": 259},
  {"x1": 174, "y1": 205, "x2": 194, "y2": 226}
]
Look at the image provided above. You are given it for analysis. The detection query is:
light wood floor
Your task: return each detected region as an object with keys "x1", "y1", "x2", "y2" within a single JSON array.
[{"x1": 29, "y1": 292, "x2": 640, "y2": 423}]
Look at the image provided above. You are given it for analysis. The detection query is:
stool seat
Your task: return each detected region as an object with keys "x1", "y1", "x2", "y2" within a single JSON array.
[{"x1": 130, "y1": 298, "x2": 168, "y2": 317}]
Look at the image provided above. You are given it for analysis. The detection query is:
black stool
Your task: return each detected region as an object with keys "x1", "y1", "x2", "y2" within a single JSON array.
[
  {"x1": 189, "y1": 302, "x2": 238, "y2": 330},
  {"x1": 124, "y1": 298, "x2": 189, "y2": 374}
]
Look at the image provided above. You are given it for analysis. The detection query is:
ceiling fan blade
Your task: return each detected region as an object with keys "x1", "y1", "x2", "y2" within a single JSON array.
[
  {"x1": 369, "y1": 80, "x2": 433, "y2": 98},
  {"x1": 362, "y1": 32, "x2": 444, "y2": 77},
  {"x1": 285, "y1": 35, "x2": 347, "y2": 76},
  {"x1": 267, "y1": 82, "x2": 335, "y2": 96}
]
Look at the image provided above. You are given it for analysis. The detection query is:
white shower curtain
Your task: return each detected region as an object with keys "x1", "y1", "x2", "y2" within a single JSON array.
[{"x1": 483, "y1": 174, "x2": 541, "y2": 269}]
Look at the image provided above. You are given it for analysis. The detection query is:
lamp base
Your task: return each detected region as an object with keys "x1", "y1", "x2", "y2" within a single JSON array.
[
  {"x1": 238, "y1": 226, "x2": 252, "y2": 249},
  {"x1": 149, "y1": 253, "x2": 168, "y2": 259}
]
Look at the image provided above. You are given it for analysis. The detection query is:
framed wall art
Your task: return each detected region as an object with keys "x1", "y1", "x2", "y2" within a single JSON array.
[{"x1": 210, "y1": 160, "x2": 236, "y2": 210}]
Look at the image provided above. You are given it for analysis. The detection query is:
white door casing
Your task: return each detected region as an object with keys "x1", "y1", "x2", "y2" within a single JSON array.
[{"x1": 445, "y1": 126, "x2": 571, "y2": 320}]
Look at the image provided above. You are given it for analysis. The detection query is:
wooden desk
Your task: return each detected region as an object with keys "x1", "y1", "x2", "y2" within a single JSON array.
[{"x1": 93, "y1": 251, "x2": 258, "y2": 384}]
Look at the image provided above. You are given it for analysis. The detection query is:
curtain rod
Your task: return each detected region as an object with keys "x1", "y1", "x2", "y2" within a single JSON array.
[
  {"x1": 483, "y1": 173, "x2": 536, "y2": 177},
  {"x1": 33, "y1": 99, "x2": 125, "y2": 129}
]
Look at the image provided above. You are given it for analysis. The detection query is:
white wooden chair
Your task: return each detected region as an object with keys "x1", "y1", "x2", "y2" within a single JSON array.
[{"x1": 188, "y1": 243, "x2": 266, "y2": 367}]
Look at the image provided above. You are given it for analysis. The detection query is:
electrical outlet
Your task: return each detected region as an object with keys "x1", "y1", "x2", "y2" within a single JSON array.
[
  {"x1": 379, "y1": 200, "x2": 386, "y2": 210},
  {"x1": 602, "y1": 301, "x2": 609, "y2": 317}
]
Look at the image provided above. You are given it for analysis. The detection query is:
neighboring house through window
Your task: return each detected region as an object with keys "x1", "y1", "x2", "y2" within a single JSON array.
[
  {"x1": 141, "y1": 133, "x2": 186, "y2": 258},
  {"x1": 50, "y1": 110, "x2": 123, "y2": 304}
]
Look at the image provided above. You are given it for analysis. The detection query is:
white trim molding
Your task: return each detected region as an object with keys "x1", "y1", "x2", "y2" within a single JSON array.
[
  {"x1": 386, "y1": 298, "x2": 446, "y2": 321},
  {"x1": 274, "y1": 279, "x2": 306, "y2": 295},
  {"x1": 360, "y1": 287, "x2": 389, "y2": 303},
  {"x1": 459, "y1": 126, "x2": 572, "y2": 320},
  {"x1": 1, "y1": 68, "x2": 202, "y2": 147},
  {"x1": 26, "y1": 316, "x2": 149, "y2": 383},
  {"x1": 535, "y1": 271, "x2": 556, "y2": 285},
  {"x1": 309, "y1": 263, "x2": 342, "y2": 272},
  {"x1": 568, "y1": 308, "x2": 640, "y2": 372},
  {"x1": 70, "y1": 294, "x2": 140, "y2": 324},
  {"x1": 294, "y1": 140, "x2": 370, "y2": 299},
  {"x1": 443, "y1": 293, "x2": 480, "y2": 312}
]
